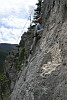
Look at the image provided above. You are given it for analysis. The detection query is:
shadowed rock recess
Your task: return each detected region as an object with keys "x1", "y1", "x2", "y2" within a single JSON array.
[{"x1": 9, "y1": 0, "x2": 67, "y2": 100}]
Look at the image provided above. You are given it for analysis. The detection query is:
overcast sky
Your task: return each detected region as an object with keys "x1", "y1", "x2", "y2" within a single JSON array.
[{"x1": 0, "y1": 0, "x2": 38, "y2": 44}]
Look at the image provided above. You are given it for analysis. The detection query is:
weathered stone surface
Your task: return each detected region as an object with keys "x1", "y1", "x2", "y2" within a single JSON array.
[
  {"x1": 8, "y1": 0, "x2": 67, "y2": 100},
  {"x1": 4, "y1": 31, "x2": 34, "y2": 92}
]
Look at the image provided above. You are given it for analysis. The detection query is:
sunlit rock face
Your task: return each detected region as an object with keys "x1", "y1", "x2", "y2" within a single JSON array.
[{"x1": 10, "y1": 0, "x2": 67, "y2": 100}]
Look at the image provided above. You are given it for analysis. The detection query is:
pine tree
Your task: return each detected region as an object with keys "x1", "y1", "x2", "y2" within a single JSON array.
[
  {"x1": 28, "y1": 0, "x2": 42, "y2": 30},
  {"x1": 33, "y1": 0, "x2": 42, "y2": 24}
]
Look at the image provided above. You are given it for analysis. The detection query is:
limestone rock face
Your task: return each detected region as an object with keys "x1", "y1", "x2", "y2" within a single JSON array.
[
  {"x1": 19, "y1": 31, "x2": 34, "y2": 58},
  {"x1": 5, "y1": 31, "x2": 34, "y2": 91},
  {"x1": 5, "y1": 46, "x2": 19, "y2": 91},
  {"x1": 10, "y1": 0, "x2": 67, "y2": 100}
]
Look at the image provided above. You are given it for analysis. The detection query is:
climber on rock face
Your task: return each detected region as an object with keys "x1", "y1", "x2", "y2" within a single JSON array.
[
  {"x1": 35, "y1": 17, "x2": 43, "y2": 31},
  {"x1": 30, "y1": 17, "x2": 44, "y2": 54}
]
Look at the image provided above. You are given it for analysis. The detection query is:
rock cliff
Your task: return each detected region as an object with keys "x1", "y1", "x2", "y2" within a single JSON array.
[{"x1": 8, "y1": 0, "x2": 67, "y2": 100}]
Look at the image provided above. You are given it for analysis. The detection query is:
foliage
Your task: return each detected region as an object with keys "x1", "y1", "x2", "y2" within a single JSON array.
[
  {"x1": 19, "y1": 48, "x2": 27, "y2": 62},
  {"x1": 0, "y1": 73, "x2": 7, "y2": 80},
  {"x1": 28, "y1": 0, "x2": 42, "y2": 30},
  {"x1": 28, "y1": 24, "x2": 36, "y2": 30},
  {"x1": 15, "y1": 48, "x2": 27, "y2": 71},
  {"x1": 33, "y1": 0, "x2": 42, "y2": 24},
  {"x1": 0, "y1": 73, "x2": 11, "y2": 100},
  {"x1": 0, "y1": 50, "x2": 8, "y2": 73},
  {"x1": 15, "y1": 60, "x2": 22, "y2": 71},
  {"x1": 0, "y1": 43, "x2": 16, "y2": 73},
  {"x1": 0, "y1": 73, "x2": 9, "y2": 91},
  {"x1": 0, "y1": 43, "x2": 16, "y2": 99}
]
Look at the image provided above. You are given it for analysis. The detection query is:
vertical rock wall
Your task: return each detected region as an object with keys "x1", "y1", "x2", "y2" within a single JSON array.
[{"x1": 9, "y1": 0, "x2": 67, "y2": 100}]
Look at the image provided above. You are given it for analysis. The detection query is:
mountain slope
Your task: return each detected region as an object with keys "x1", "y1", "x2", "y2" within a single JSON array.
[{"x1": 0, "y1": 43, "x2": 16, "y2": 73}]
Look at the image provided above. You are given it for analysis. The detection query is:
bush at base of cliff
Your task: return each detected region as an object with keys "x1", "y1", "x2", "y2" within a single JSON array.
[{"x1": 0, "y1": 73, "x2": 11, "y2": 100}]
